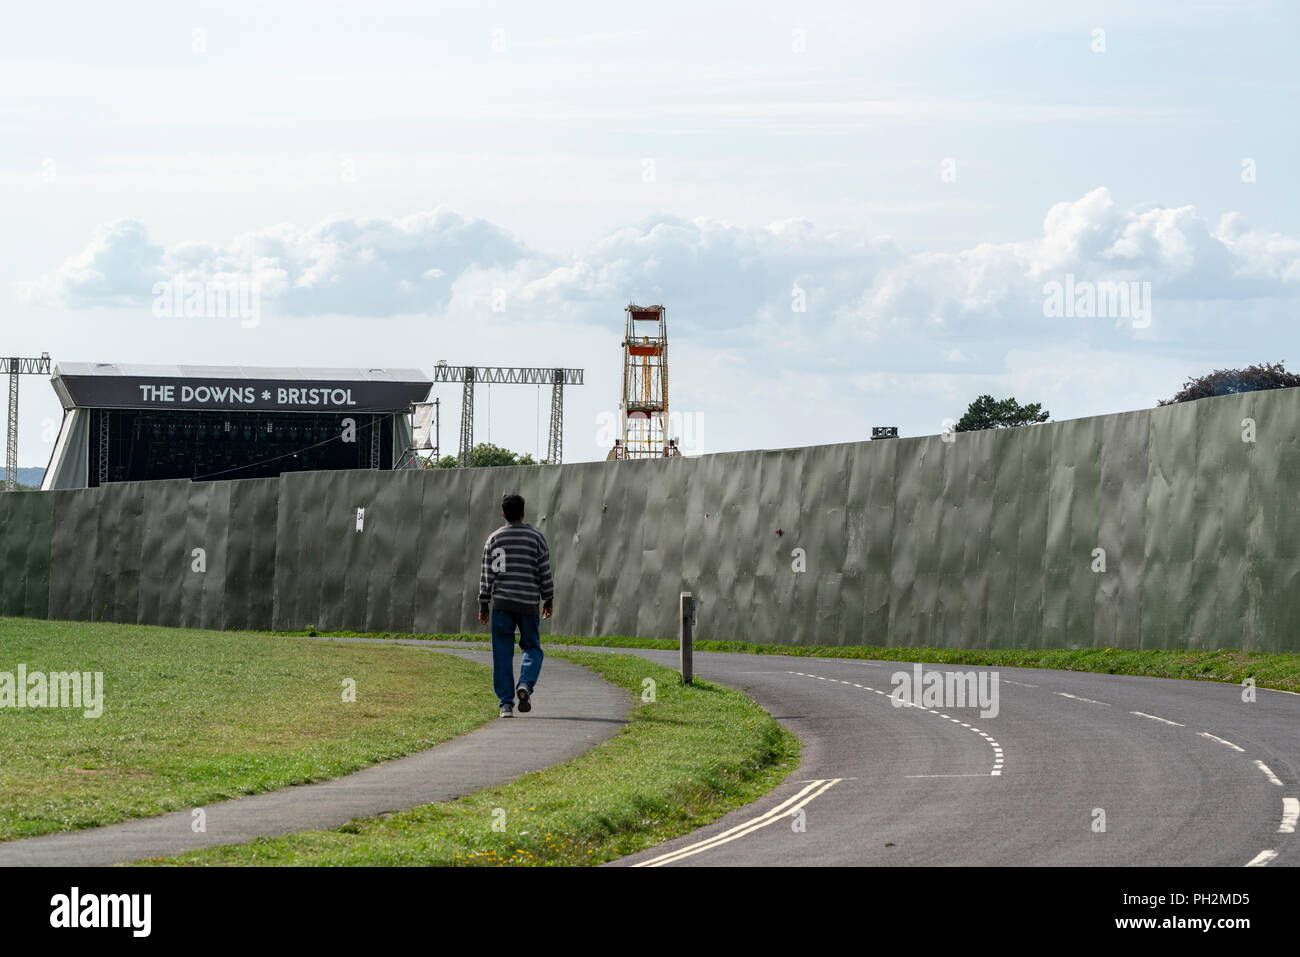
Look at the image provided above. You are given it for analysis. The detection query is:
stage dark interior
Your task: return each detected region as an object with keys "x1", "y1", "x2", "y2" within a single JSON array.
[{"x1": 86, "y1": 409, "x2": 394, "y2": 485}]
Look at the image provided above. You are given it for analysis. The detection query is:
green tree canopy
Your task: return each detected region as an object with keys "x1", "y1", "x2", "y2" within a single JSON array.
[
  {"x1": 952, "y1": 395, "x2": 1050, "y2": 433},
  {"x1": 432, "y1": 443, "x2": 539, "y2": 468},
  {"x1": 1157, "y1": 361, "x2": 1300, "y2": 406}
]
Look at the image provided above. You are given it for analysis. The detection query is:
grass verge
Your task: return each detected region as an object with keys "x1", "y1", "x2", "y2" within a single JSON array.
[
  {"x1": 277, "y1": 628, "x2": 1300, "y2": 694},
  {"x1": 0, "y1": 618, "x2": 497, "y2": 840},
  {"x1": 144, "y1": 650, "x2": 801, "y2": 866}
]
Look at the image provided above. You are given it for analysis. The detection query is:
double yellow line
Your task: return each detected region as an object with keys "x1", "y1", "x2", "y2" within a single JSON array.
[{"x1": 632, "y1": 779, "x2": 842, "y2": 867}]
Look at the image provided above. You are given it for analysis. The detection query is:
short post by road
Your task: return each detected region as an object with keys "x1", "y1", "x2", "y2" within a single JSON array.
[{"x1": 679, "y1": 591, "x2": 694, "y2": 685}]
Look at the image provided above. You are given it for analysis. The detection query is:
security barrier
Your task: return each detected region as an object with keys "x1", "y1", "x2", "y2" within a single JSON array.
[{"x1": 2, "y1": 388, "x2": 1297, "y2": 650}]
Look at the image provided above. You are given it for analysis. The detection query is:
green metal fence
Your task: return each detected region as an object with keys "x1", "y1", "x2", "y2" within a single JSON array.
[{"x1": 2, "y1": 389, "x2": 1296, "y2": 650}]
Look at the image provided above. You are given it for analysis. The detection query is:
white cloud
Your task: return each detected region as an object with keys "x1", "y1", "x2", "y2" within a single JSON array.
[
  {"x1": 18, "y1": 188, "x2": 1300, "y2": 375},
  {"x1": 1215, "y1": 212, "x2": 1300, "y2": 284},
  {"x1": 15, "y1": 219, "x2": 167, "y2": 307},
  {"x1": 851, "y1": 187, "x2": 1300, "y2": 347},
  {"x1": 16, "y1": 209, "x2": 536, "y2": 317}
]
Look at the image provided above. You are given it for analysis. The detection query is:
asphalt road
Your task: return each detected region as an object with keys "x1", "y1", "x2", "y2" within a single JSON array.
[
  {"x1": 565, "y1": 647, "x2": 1300, "y2": 867},
  {"x1": 6, "y1": 636, "x2": 1292, "y2": 868}
]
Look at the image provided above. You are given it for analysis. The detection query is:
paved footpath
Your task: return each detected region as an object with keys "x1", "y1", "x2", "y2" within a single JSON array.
[{"x1": 0, "y1": 642, "x2": 629, "y2": 866}]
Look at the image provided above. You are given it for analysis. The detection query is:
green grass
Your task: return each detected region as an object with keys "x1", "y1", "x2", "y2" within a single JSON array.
[
  {"x1": 277, "y1": 628, "x2": 1300, "y2": 694},
  {"x1": 145, "y1": 651, "x2": 801, "y2": 866},
  {"x1": 0, "y1": 618, "x2": 498, "y2": 840}
]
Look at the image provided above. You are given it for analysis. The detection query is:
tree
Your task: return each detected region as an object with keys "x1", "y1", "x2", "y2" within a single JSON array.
[
  {"x1": 1157, "y1": 361, "x2": 1300, "y2": 406},
  {"x1": 430, "y1": 443, "x2": 539, "y2": 468},
  {"x1": 952, "y1": 395, "x2": 1050, "y2": 433}
]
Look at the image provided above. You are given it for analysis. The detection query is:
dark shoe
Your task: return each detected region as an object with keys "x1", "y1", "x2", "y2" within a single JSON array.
[{"x1": 516, "y1": 686, "x2": 532, "y2": 713}]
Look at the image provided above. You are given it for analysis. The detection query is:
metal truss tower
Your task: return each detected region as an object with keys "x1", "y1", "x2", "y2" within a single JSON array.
[
  {"x1": 619, "y1": 305, "x2": 672, "y2": 459},
  {"x1": 2, "y1": 352, "x2": 52, "y2": 491},
  {"x1": 431, "y1": 364, "x2": 584, "y2": 467},
  {"x1": 546, "y1": 368, "x2": 565, "y2": 465},
  {"x1": 458, "y1": 367, "x2": 475, "y2": 467}
]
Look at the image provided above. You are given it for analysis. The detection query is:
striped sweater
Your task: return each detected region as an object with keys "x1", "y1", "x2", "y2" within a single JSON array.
[{"x1": 478, "y1": 522, "x2": 554, "y2": 615}]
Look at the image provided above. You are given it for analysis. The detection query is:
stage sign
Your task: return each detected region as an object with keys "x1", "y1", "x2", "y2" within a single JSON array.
[{"x1": 54, "y1": 375, "x2": 432, "y2": 413}]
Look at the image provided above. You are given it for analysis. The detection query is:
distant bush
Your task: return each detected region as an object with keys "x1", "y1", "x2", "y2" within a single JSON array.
[
  {"x1": 952, "y1": 395, "x2": 1050, "y2": 433},
  {"x1": 1158, "y1": 361, "x2": 1300, "y2": 406},
  {"x1": 430, "y1": 443, "x2": 539, "y2": 468}
]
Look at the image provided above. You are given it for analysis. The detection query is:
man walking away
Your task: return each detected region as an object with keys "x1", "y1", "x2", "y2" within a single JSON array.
[{"x1": 478, "y1": 493, "x2": 554, "y2": 718}]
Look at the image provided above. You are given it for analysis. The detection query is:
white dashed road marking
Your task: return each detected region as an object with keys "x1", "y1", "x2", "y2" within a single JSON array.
[
  {"x1": 1130, "y1": 711, "x2": 1185, "y2": 727},
  {"x1": 789, "y1": 671, "x2": 1005, "y2": 776},
  {"x1": 1198, "y1": 732, "x2": 1246, "y2": 753},
  {"x1": 1254, "y1": 761, "x2": 1284, "y2": 787},
  {"x1": 1280, "y1": 798, "x2": 1299, "y2": 834},
  {"x1": 1246, "y1": 849, "x2": 1278, "y2": 867},
  {"x1": 1056, "y1": 692, "x2": 1110, "y2": 706}
]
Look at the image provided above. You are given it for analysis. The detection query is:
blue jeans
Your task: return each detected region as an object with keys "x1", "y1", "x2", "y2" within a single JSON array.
[{"x1": 491, "y1": 609, "x2": 543, "y2": 708}]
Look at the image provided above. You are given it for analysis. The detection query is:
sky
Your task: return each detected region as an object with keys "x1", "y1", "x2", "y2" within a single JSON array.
[{"x1": 3, "y1": 0, "x2": 1298, "y2": 468}]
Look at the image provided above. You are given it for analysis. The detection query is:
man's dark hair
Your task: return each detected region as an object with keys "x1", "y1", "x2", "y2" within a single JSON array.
[{"x1": 502, "y1": 494, "x2": 525, "y2": 522}]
